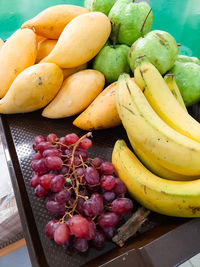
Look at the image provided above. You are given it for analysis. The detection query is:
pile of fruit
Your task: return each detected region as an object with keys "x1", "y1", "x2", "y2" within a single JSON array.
[{"x1": 30, "y1": 132, "x2": 133, "y2": 252}]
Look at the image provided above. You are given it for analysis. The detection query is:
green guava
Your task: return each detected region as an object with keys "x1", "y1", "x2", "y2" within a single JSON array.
[{"x1": 84, "y1": 0, "x2": 116, "y2": 15}]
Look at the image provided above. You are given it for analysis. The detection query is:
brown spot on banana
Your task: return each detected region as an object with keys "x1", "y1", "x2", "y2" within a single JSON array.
[{"x1": 188, "y1": 206, "x2": 200, "y2": 214}]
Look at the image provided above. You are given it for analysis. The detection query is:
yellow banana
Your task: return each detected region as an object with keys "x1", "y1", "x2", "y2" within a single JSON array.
[
  {"x1": 134, "y1": 60, "x2": 200, "y2": 142},
  {"x1": 116, "y1": 74, "x2": 200, "y2": 176},
  {"x1": 112, "y1": 140, "x2": 200, "y2": 217},
  {"x1": 164, "y1": 74, "x2": 187, "y2": 112}
]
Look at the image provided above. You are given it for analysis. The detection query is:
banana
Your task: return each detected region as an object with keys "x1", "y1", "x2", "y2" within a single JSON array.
[
  {"x1": 134, "y1": 60, "x2": 200, "y2": 142},
  {"x1": 164, "y1": 74, "x2": 187, "y2": 112},
  {"x1": 112, "y1": 140, "x2": 200, "y2": 217},
  {"x1": 116, "y1": 74, "x2": 200, "y2": 176}
]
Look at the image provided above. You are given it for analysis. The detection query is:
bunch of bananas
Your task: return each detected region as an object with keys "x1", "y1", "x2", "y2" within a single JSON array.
[{"x1": 112, "y1": 59, "x2": 200, "y2": 217}]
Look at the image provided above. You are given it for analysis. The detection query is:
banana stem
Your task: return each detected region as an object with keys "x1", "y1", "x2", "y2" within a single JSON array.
[{"x1": 140, "y1": 8, "x2": 152, "y2": 37}]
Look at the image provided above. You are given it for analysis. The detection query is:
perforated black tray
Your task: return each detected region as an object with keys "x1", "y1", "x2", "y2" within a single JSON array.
[{"x1": 0, "y1": 106, "x2": 199, "y2": 267}]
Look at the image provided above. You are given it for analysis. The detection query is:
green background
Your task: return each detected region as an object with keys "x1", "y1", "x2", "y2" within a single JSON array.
[{"x1": 0, "y1": 0, "x2": 200, "y2": 58}]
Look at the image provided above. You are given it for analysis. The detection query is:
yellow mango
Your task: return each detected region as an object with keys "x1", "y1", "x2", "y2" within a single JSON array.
[
  {"x1": 0, "y1": 29, "x2": 37, "y2": 98},
  {"x1": 21, "y1": 5, "x2": 88, "y2": 39},
  {"x1": 42, "y1": 69, "x2": 105, "y2": 119},
  {"x1": 62, "y1": 63, "x2": 87, "y2": 80},
  {"x1": 73, "y1": 82, "x2": 121, "y2": 130},
  {"x1": 0, "y1": 63, "x2": 63, "y2": 114},
  {"x1": 36, "y1": 35, "x2": 46, "y2": 44},
  {"x1": 0, "y1": 38, "x2": 4, "y2": 49},
  {"x1": 36, "y1": 39, "x2": 57, "y2": 63},
  {"x1": 42, "y1": 12, "x2": 111, "y2": 68}
]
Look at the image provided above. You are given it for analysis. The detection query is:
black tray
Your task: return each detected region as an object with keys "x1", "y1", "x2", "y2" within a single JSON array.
[{"x1": 0, "y1": 105, "x2": 199, "y2": 267}]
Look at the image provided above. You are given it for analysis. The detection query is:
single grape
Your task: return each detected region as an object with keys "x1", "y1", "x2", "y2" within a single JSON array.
[
  {"x1": 58, "y1": 137, "x2": 67, "y2": 150},
  {"x1": 35, "y1": 185, "x2": 48, "y2": 197},
  {"x1": 113, "y1": 178, "x2": 127, "y2": 196},
  {"x1": 65, "y1": 133, "x2": 79, "y2": 145},
  {"x1": 85, "y1": 218, "x2": 96, "y2": 240},
  {"x1": 76, "y1": 198, "x2": 85, "y2": 215},
  {"x1": 73, "y1": 237, "x2": 88, "y2": 253},
  {"x1": 47, "y1": 133, "x2": 58, "y2": 144},
  {"x1": 50, "y1": 175, "x2": 65, "y2": 192},
  {"x1": 92, "y1": 231, "x2": 106, "y2": 249},
  {"x1": 100, "y1": 175, "x2": 116, "y2": 191},
  {"x1": 67, "y1": 156, "x2": 81, "y2": 166},
  {"x1": 103, "y1": 227, "x2": 115, "y2": 240},
  {"x1": 92, "y1": 157, "x2": 103, "y2": 168},
  {"x1": 30, "y1": 173, "x2": 40, "y2": 188},
  {"x1": 54, "y1": 223, "x2": 70, "y2": 245},
  {"x1": 55, "y1": 189, "x2": 71, "y2": 203},
  {"x1": 84, "y1": 167, "x2": 100, "y2": 185},
  {"x1": 83, "y1": 193, "x2": 103, "y2": 217},
  {"x1": 79, "y1": 138, "x2": 92, "y2": 150},
  {"x1": 74, "y1": 149, "x2": 88, "y2": 161},
  {"x1": 46, "y1": 200, "x2": 66, "y2": 215},
  {"x1": 59, "y1": 166, "x2": 68, "y2": 175},
  {"x1": 76, "y1": 167, "x2": 84, "y2": 177},
  {"x1": 45, "y1": 220, "x2": 58, "y2": 239},
  {"x1": 31, "y1": 159, "x2": 48, "y2": 174},
  {"x1": 112, "y1": 198, "x2": 133, "y2": 215},
  {"x1": 62, "y1": 235, "x2": 74, "y2": 250},
  {"x1": 63, "y1": 148, "x2": 72, "y2": 156},
  {"x1": 100, "y1": 162, "x2": 115, "y2": 175},
  {"x1": 32, "y1": 152, "x2": 42, "y2": 161},
  {"x1": 40, "y1": 173, "x2": 55, "y2": 189},
  {"x1": 98, "y1": 212, "x2": 119, "y2": 228},
  {"x1": 45, "y1": 156, "x2": 63, "y2": 170},
  {"x1": 37, "y1": 142, "x2": 51, "y2": 153},
  {"x1": 102, "y1": 191, "x2": 116, "y2": 203},
  {"x1": 34, "y1": 135, "x2": 46, "y2": 145},
  {"x1": 68, "y1": 215, "x2": 89, "y2": 238},
  {"x1": 43, "y1": 149, "x2": 62, "y2": 158}
]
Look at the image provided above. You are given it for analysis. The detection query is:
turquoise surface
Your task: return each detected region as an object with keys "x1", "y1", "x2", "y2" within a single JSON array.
[{"x1": 0, "y1": 0, "x2": 199, "y2": 58}]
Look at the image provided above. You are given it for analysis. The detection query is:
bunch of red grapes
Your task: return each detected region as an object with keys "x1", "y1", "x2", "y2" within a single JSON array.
[{"x1": 30, "y1": 132, "x2": 133, "y2": 253}]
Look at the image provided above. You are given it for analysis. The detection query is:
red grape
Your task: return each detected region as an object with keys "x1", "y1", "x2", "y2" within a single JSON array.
[
  {"x1": 45, "y1": 220, "x2": 58, "y2": 239},
  {"x1": 35, "y1": 185, "x2": 48, "y2": 197},
  {"x1": 30, "y1": 173, "x2": 40, "y2": 188},
  {"x1": 74, "y1": 149, "x2": 88, "y2": 161},
  {"x1": 76, "y1": 198, "x2": 85, "y2": 215},
  {"x1": 31, "y1": 159, "x2": 48, "y2": 174},
  {"x1": 65, "y1": 133, "x2": 79, "y2": 145},
  {"x1": 37, "y1": 142, "x2": 51, "y2": 153},
  {"x1": 73, "y1": 237, "x2": 88, "y2": 252},
  {"x1": 83, "y1": 193, "x2": 103, "y2": 217},
  {"x1": 43, "y1": 149, "x2": 62, "y2": 158},
  {"x1": 46, "y1": 200, "x2": 66, "y2": 215},
  {"x1": 103, "y1": 227, "x2": 115, "y2": 240},
  {"x1": 100, "y1": 175, "x2": 116, "y2": 191},
  {"x1": 68, "y1": 215, "x2": 89, "y2": 238},
  {"x1": 47, "y1": 133, "x2": 58, "y2": 144},
  {"x1": 76, "y1": 167, "x2": 84, "y2": 177},
  {"x1": 112, "y1": 198, "x2": 133, "y2": 215},
  {"x1": 45, "y1": 156, "x2": 62, "y2": 170},
  {"x1": 32, "y1": 152, "x2": 42, "y2": 161},
  {"x1": 79, "y1": 138, "x2": 92, "y2": 150},
  {"x1": 102, "y1": 191, "x2": 116, "y2": 203},
  {"x1": 55, "y1": 189, "x2": 71, "y2": 203},
  {"x1": 85, "y1": 218, "x2": 96, "y2": 240},
  {"x1": 92, "y1": 157, "x2": 103, "y2": 168},
  {"x1": 98, "y1": 212, "x2": 119, "y2": 228},
  {"x1": 113, "y1": 178, "x2": 127, "y2": 196},
  {"x1": 100, "y1": 162, "x2": 115, "y2": 175},
  {"x1": 50, "y1": 175, "x2": 65, "y2": 192},
  {"x1": 40, "y1": 173, "x2": 55, "y2": 189},
  {"x1": 84, "y1": 167, "x2": 100, "y2": 185},
  {"x1": 63, "y1": 149, "x2": 72, "y2": 156},
  {"x1": 92, "y1": 231, "x2": 106, "y2": 249},
  {"x1": 58, "y1": 137, "x2": 67, "y2": 150},
  {"x1": 59, "y1": 166, "x2": 68, "y2": 175},
  {"x1": 54, "y1": 223, "x2": 70, "y2": 245},
  {"x1": 67, "y1": 156, "x2": 81, "y2": 166},
  {"x1": 34, "y1": 135, "x2": 46, "y2": 145}
]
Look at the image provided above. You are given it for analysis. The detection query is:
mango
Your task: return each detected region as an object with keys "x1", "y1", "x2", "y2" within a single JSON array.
[
  {"x1": 36, "y1": 39, "x2": 57, "y2": 63},
  {"x1": 0, "y1": 38, "x2": 4, "y2": 49},
  {"x1": 36, "y1": 35, "x2": 46, "y2": 44},
  {"x1": 0, "y1": 63, "x2": 63, "y2": 114},
  {"x1": 73, "y1": 82, "x2": 121, "y2": 130},
  {"x1": 62, "y1": 63, "x2": 87, "y2": 80},
  {"x1": 42, "y1": 12, "x2": 111, "y2": 68},
  {"x1": 0, "y1": 29, "x2": 37, "y2": 98},
  {"x1": 42, "y1": 69, "x2": 104, "y2": 118},
  {"x1": 21, "y1": 5, "x2": 88, "y2": 39}
]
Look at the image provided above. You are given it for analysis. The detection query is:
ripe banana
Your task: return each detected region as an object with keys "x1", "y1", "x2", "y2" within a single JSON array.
[
  {"x1": 112, "y1": 140, "x2": 200, "y2": 217},
  {"x1": 134, "y1": 60, "x2": 200, "y2": 142},
  {"x1": 164, "y1": 74, "x2": 187, "y2": 112},
  {"x1": 116, "y1": 74, "x2": 200, "y2": 176}
]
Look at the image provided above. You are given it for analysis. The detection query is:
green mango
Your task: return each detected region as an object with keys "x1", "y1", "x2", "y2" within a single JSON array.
[
  {"x1": 108, "y1": 0, "x2": 153, "y2": 46},
  {"x1": 84, "y1": 0, "x2": 116, "y2": 15},
  {"x1": 129, "y1": 30, "x2": 178, "y2": 75},
  {"x1": 93, "y1": 44, "x2": 131, "y2": 84},
  {"x1": 169, "y1": 61, "x2": 200, "y2": 107},
  {"x1": 176, "y1": 55, "x2": 200, "y2": 65}
]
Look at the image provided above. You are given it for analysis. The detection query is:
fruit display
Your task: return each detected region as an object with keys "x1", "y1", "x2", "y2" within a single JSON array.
[
  {"x1": 30, "y1": 132, "x2": 133, "y2": 252},
  {"x1": 42, "y1": 69, "x2": 105, "y2": 118}
]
